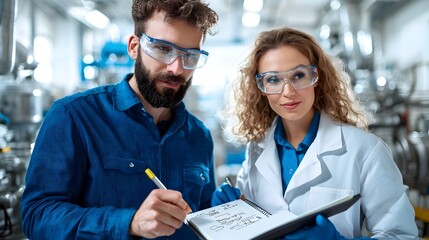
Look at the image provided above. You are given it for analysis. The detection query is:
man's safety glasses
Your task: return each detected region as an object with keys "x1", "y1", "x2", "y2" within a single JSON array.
[
  {"x1": 139, "y1": 33, "x2": 209, "y2": 70},
  {"x1": 255, "y1": 65, "x2": 319, "y2": 94}
]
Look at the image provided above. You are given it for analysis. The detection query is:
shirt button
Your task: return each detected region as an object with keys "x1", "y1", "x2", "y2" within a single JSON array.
[
  {"x1": 200, "y1": 173, "x2": 206, "y2": 181},
  {"x1": 288, "y1": 168, "x2": 293, "y2": 174},
  {"x1": 129, "y1": 162, "x2": 135, "y2": 168}
]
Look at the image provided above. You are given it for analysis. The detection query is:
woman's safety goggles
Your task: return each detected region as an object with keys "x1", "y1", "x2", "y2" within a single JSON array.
[
  {"x1": 139, "y1": 33, "x2": 209, "y2": 70},
  {"x1": 255, "y1": 65, "x2": 319, "y2": 94}
]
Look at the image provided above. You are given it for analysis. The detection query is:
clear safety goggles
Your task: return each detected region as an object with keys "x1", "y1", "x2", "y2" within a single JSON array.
[
  {"x1": 139, "y1": 33, "x2": 209, "y2": 70},
  {"x1": 255, "y1": 65, "x2": 319, "y2": 94}
]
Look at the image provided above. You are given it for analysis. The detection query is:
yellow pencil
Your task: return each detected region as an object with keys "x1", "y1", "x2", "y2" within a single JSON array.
[
  {"x1": 145, "y1": 168, "x2": 192, "y2": 213},
  {"x1": 145, "y1": 168, "x2": 167, "y2": 190}
]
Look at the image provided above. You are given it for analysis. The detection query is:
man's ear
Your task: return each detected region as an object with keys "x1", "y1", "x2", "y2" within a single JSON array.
[{"x1": 128, "y1": 35, "x2": 139, "y2": 60}]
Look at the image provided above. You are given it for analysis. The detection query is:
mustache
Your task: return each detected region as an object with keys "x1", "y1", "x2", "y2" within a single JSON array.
[{"x1": 152, "y1": 73, "x2": 187, "y2": 85}]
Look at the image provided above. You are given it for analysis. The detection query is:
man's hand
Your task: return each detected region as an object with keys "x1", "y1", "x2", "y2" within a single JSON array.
[{"x1": 130, "y1": 189, "x2": 191, "y2": 238}]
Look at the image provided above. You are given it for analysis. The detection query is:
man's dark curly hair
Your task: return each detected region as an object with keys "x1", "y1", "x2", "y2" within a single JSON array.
[{"x1": 132, "y1": 0, "x2": 218, "y2": 41}]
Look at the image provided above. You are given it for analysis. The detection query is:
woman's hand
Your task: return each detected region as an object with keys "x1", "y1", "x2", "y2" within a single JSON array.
[{"x1": 211, "y1": 182, "x2": 241, "y2": 206}]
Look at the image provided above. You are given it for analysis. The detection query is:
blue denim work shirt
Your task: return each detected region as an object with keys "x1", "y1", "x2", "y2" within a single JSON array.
[{"x1": 20, "y1": 74, "x2": 215, "y2": 240}]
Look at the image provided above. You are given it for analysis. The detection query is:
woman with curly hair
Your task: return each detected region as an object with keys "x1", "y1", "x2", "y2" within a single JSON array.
[{"x1": 212, "y1": 27, "x2": 418, "y2": 239}]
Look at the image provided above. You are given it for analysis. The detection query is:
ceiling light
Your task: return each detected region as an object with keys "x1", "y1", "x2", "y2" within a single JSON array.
[
  {"x1": 330, "y1": 0, "x2": 341, "y2": 10},
  {"x1": 67, "y1": 7, "x2": 110, "y2": 29},
  {"x1": 357, "y1": 30, "x2": 373, "y2": 56},
  {"x1": 243, "y1": 0, "x2": 264, "y2": 12},
  {"x1": 344, "y1": 31, "x2": 354, "y2": 52},
  {"x1": 376, "y1": 76, "x2": 387, "y2": 87},
  {"x1": 85, "y1": 9, "x2": 110, "y2": 29},
  {"x1": 242, "y1": 12, "x2": 260, "y2": 28},
  {"x1": 320, "y1": 24, "x2": 331, "y2": 39}
]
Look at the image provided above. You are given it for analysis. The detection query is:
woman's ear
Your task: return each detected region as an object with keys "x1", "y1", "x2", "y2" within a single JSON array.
[{"x1": 127, "y1": 35, "x2": 139, "y2": 60}]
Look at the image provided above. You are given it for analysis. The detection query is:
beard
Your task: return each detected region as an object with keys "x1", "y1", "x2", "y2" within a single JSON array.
[{"x1": 134, "y1": 50, "x2": 191, "y2": 108}]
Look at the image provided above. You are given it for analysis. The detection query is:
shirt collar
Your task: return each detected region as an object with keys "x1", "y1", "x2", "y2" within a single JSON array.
[
  {"x1": 112, "y1": 73, "x2": 187, "y2": 116},
  {"x1": 274, "y1": 111, "x2": 321, "y2": 149},
  {"x1": 301, "y1": 111, "x2": 320, "y2": 148},
  {"x1": 274, "y1": 119, "x2": 288, "y2": 146},
  {"x1": 113, "y1": 73, "x2": 143, "y2": 111}
]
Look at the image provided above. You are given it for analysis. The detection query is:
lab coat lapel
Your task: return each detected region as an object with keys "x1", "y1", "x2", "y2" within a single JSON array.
[
  {"x1": 285, "y1": 114, "x2": 344, "y2": 201},
  {"x1": 285, "y1": 147, "x2": 321, "y2": 197},
  {"x1": 255, "y1": 119, "x2": 284, "y2": 196}
]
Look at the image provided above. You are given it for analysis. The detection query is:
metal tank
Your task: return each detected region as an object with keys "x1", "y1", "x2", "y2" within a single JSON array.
[{"x1": 0, "y1": 78, "x2": 45, "y2": 142}]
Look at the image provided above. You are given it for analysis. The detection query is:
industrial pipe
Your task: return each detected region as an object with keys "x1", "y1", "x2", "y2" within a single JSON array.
[{"x1": 0, "y1": 0, "x2": 17, "y2": 75}]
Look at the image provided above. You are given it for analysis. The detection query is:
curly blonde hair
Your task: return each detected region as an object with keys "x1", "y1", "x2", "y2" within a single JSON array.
[{"x1": 223, "y1": 27, "x2": 368, "y2": 144}]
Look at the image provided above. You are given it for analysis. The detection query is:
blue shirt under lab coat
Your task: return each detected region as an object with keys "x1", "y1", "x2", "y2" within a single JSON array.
[
  {"x1": 20, "y1": 74, "x2": 215, "y2": 240},
  {"x1": 275, "y1": 112, "x2": 320, "y2": 192}
]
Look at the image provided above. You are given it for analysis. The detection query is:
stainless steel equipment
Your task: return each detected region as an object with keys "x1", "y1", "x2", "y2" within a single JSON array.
[
  {"x1": 0, "y1": 0, "x2": 16, "y2": 75},
  {"x1": 1, "y1": 0, "x2": 36, "y2": 238},
  {"x1": 0, "y1": 79, "x2": 45, "y2": 143},
  {"x1": 409, "y1": 114, "x2": 429, "y2": 195}
]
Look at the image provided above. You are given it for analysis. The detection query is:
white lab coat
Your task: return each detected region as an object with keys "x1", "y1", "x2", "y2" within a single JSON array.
[{"x1": 236, "y1": 113, "x2": 418, "y2": 239}]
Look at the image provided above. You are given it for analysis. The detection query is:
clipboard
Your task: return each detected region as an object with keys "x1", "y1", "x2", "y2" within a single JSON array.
[
  {"x1": 186, "y1": 194, "x2": 360, "y2": 240},
  {"x1": 252, "y1": 194, "x2": 360, "y2": 239}
]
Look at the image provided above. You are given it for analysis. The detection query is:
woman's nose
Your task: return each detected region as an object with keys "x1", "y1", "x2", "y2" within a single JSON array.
[{"x1": 281, "y1": 82, "x2": 296, "y2": 97}]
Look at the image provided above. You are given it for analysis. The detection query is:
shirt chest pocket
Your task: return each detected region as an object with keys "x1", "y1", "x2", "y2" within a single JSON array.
[
  {"x1": 102, "y1": 156, "x2": 146, "y2": 174},
  {"x1": 184, "y1": 166, "x2": 210, "y2": 185},
  {"x1": 182, "y1": 166, "x2": 210, "y2": 208}
]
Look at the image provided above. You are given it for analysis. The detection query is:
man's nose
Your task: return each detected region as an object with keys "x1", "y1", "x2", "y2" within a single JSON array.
[{"x1": 166, "y1": 56, "x2": 184, "y2": 75}]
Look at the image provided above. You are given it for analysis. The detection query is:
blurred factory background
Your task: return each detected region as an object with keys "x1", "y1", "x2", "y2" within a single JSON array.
[{"x1": 1, "y1": 0, "x2": 429, "y2": 238}]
